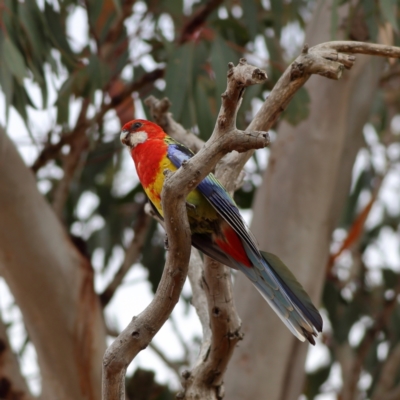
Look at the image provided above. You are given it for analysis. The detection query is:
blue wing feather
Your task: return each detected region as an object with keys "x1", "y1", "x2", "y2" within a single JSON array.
[{"x1": 166, "y1": 141, "x2": 260, "y2": 260}]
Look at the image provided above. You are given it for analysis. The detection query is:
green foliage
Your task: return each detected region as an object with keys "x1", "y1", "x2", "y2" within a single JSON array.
[{"x1": 165, "y1": 43, "x2": 196, "y2": 122}]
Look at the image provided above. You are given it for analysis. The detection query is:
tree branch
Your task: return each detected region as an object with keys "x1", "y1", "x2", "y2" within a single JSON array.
[
  {"x1": 181, "y1": 258, "x2": 242, "y2": 400},
  {"x1": 102, "y1": 59, "x2": 268, "y2": 400},
  {"x1": 102, "y1": 163, "x2": 193, "y2": 400},
  {"x1": 187, "y1": 249, "x2": 211, "y2": 363},
  {"x1": 144, "y1": 96, "x2": 205, "y2": 152},
  {"x1": 218, "y1": 41, "x2": 400, "y2": 190}
]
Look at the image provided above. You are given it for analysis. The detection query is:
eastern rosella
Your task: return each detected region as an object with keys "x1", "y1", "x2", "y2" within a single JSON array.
[{"x1": 120, "y1": 119, "x2": 322, "y2": 344}]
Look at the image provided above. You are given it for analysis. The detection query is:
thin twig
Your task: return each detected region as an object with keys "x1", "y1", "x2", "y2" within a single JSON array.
[
  {"x1": 187, "y1": 249, "x2": 211, "y2": 366},
  {"x1": 218, "y1": 41, "x2": 400, "y2": 191}
]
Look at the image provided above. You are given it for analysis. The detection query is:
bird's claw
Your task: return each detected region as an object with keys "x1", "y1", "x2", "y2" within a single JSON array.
[{"x1": 186, "y1": 202, "x2": 196, "y2": 210}]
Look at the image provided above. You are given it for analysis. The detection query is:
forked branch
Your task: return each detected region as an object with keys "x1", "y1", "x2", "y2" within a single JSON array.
[{"x1": 102, "y1": 59, "x2": 268, "y2": 400}]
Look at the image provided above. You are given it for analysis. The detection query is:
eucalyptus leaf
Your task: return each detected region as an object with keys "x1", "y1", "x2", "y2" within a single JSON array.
[
  {"x1": 4, "y1": 37, "x2": 27, "y2": 84},
  {"x1": 44, "y1": 2, "x2": 76, "y2": 67},
  {"x1": 195, "y1": 77, "x2": 215, "y2": 140},
  {"x1": 270, "y1": 0, "x2": 284, "y2": 36},
  {"x1": 330, "y1": 0, "x2": 340, "y2": 40},
  {"x1": 362, "y1": 0, "x2": 379, "y2": 40},
  {"x1": 164, "y1": 43, "x2": 195, "y2": 121},
  {"x1": 0, "y1": 57, "x2": 14, "y2": 121},
  {"x1": 210, "y1": 34, "x2": 239, "y2": 109},
  {"x1": 241, "y1": 0, "x2": 258, "y2": 41}
]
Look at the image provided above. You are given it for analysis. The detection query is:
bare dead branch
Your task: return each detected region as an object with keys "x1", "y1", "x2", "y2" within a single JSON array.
[
  {"x1": 316, "y1": 41, "x2": 400, "y2": 58},
  {"x1": 141, "y1": 119, "x2": 231, "y2": 396},
  {"x1": 181, "y1": 258, "x2": 242, "y2": 399},
  {"x1": 187, "y1": 249, "x2": 211, "y2": 363},
  {"x1": 102, "y1": 59, "x2": 268, "y2": 400},
  {"x1": 102, "y1": 165, "x2": 192, "y2": 399},
  {"x1": 218, "y1": 41, "x2": 400, "y2": 191}
]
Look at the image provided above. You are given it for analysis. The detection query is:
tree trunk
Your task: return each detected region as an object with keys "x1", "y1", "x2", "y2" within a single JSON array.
[
  {"x1": 225, "y1": 1, "x2": 384, "y2": 399},
  {"x1": 0, "y1": 129, "x2": 107, "y2": 400}
]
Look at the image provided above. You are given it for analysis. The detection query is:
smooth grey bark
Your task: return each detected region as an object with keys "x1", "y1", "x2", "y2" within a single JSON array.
[
  {"x1": 0, "y1": 128, "x2": 107, "y2": 400},
  {"x1": 225, "y1": 2, "x2": 385, "y2": 399}
]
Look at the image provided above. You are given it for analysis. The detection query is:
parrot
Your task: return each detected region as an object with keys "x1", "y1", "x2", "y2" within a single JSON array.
[{"x1": 120, "y1": 119, "x2": 322, "y2": 344}]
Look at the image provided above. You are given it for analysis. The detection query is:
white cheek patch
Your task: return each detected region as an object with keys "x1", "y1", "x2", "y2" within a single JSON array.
[{"x1": 129, "y1": 131, "x2": 148, "y2": 147}]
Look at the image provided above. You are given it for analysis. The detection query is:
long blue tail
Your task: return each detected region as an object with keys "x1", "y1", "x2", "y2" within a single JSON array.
[{"x1": 236, "y1": 251, "x2": 322, "y2": 344}]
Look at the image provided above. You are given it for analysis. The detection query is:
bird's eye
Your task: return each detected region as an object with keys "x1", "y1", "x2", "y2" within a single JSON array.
[{"x1": 132, "y1": 122, "x2": 142, "y2": 130}]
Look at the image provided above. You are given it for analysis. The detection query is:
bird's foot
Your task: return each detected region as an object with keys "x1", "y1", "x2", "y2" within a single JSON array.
[{"x1": 186, "y1": 202, "x2": 196, "y2": 210}]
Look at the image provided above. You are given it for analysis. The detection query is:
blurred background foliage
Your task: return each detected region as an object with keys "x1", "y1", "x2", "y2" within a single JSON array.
[{"x1": 1, "y1": 0, "x2": 400, "y2": 398}]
